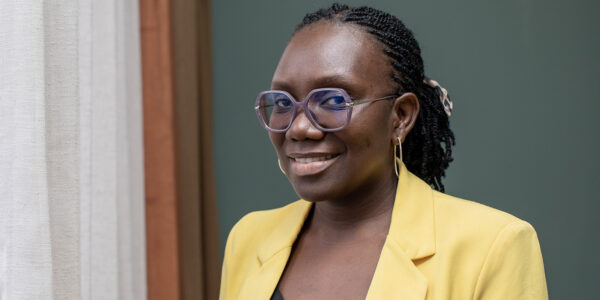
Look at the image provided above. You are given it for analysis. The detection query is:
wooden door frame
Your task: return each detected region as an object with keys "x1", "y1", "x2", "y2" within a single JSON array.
[{"x1": 140, "y1": 0, "x2": 219, "y2": 298}]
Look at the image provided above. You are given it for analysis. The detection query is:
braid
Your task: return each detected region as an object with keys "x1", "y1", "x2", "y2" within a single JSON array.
[{"x1": 296, "y1": 3, "x2": 455, "y2": 192}]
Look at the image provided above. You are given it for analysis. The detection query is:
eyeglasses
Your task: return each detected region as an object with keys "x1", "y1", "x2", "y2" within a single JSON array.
[{"x1": 254, "y1": 88, "x2": 396, "y2": 133}]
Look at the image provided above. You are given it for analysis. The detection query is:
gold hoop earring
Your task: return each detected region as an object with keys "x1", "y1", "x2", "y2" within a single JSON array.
[
  {"x1": 278, "y1": 159, "x2": 286, "y2": 175},
  {"x1": 394, "y1": 137, "x2": 402, "y2": 177}
]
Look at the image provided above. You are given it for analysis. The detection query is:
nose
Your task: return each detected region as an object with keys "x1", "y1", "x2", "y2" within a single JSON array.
[{"x1": 285, "y1": 108, "x2": 325, "y2": 141}]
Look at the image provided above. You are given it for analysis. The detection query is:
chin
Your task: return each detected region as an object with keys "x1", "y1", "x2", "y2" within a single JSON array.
[
  {"x1": 294, "y1": 191, "x2": 329, "y2": 202},
  {"x1": 290, "y1": 178, "x2": 347, "y2": 202}
]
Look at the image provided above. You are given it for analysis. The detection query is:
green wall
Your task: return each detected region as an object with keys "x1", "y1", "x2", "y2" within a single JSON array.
[{"x1": 212, "y1": 1, "x2": 600, "y2": 298}]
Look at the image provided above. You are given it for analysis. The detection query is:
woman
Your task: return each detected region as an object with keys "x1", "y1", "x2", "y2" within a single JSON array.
[{"x1": 220, "y1": 4, "x2": 547, "y2": 300}]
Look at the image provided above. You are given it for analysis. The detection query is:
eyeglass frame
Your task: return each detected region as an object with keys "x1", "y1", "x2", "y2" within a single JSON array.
[{"x1": 254, "y1": 87, "x2": 398, "y2": 133}]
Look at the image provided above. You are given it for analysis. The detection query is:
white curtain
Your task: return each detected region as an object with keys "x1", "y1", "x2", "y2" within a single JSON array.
[{"x1": 0, "y1": 1, "x2": 147, "y2": 299}]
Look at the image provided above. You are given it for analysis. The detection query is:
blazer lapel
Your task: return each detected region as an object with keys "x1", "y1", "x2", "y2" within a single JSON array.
[
  {"x1": 240, "y1": 162, "x2": 435, "y2": 299},
  {"x1": 367, "y1": 161, "x2": 436, "y2": 299},
  {"x1": 238, "y1": 247, "x2": 292, "y2": 300},
  {"x1": 238, "y1": 201, "x2": 312, "y2": 300},
  {"x1": 366, "y1": 239, "x2": 428, "y2": 299}
]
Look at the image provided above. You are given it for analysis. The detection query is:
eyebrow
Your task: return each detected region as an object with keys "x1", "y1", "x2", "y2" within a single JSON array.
[{"x1": 271, "y1": 74, "x2": 357, "y2": 93}]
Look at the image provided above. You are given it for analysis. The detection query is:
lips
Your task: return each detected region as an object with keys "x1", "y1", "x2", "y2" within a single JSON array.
[
  {"x1": 293, "y1": 154, "x2": 337, "y2": 163},
  {"x1": 288, "y1": 152, "x2": 340, "y2": 176}
]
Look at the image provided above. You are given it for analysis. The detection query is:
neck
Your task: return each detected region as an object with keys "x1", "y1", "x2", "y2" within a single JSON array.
[{"x1": 309, "y1": 172, "x2": 397, "y2": 235}]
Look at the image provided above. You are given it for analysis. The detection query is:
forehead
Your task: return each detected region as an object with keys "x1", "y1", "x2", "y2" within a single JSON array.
[{"x1": 271, "y1": 22, "x2": 393, "y2": 94}]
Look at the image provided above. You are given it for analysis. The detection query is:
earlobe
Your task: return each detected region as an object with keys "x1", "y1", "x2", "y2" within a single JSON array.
[{"x1": 392, "y1": 93, "x2": 420, "y2": 143}]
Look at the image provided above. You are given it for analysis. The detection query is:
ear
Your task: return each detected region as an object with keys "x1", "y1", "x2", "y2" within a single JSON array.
[{"x1": 391, "y1": 92, "x2": 420, "y2": 144}]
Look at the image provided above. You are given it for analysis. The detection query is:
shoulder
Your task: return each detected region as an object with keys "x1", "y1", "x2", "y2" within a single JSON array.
[
  {"x1": 220, "y1": 200, "x2": 310, "y2": 299},
  {"x1": 428, "y1": 192, "x2": 547, "y2": 297},
  {"x1": 225, "y1": 199, "x2": 309, "y2": 256},
  {"x1": 431, "y1": 191, "x2": 538, "y2": 246},
  {"x1": 432, "y1": 191, "x2": 526, "y2": 229},
  {"x1": 230, "y1": 200, "x2": 307, "y2": 236}
]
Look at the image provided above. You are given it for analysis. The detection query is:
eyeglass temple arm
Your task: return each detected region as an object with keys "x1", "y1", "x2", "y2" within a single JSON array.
[
  {"x1": 254, "y1": 104, "x2": 274, "y2": 110},
  {"x1": 346, "y1": 95, "x2": 396, "y2": 107}
]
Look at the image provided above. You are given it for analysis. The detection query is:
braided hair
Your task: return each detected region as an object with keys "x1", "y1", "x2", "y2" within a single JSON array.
[{"x1": 295, "y1": 3, "x2": 455, "y2": 192}]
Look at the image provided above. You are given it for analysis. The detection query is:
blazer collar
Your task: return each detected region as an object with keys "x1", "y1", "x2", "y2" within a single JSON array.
[
  {"x1": 365, "y1": 161, "x2": 434, "y2": 299},
  {"x1": 257, "y1": 162, "x2": 436, "y2": 263},
  {"x1": 251, "y1": 162, "x2": 435, "y2": 299},
  {"x1": 387, "y1": 160, "x2": 436, "y2": 260},
  {"x1": 257, "y1": 199, "x2": 312, "y2": 264}
]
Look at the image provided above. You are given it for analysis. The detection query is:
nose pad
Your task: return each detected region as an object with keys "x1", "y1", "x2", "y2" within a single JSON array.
[{"x1": 285, "y1": 108, "x2": 324, "y2": 141}]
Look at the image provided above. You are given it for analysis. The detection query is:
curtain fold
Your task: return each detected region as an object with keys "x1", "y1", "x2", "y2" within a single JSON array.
[{"x1": 0, "y1": 1, "x2": 146, "y2": 299}]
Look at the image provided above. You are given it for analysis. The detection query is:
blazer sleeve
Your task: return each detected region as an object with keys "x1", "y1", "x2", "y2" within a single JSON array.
[{"x1": 473, "y1": 221, "x2": 548, "y2": 300}]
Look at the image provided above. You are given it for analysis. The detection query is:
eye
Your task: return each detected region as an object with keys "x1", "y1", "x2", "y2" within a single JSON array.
[
  {"x1": 272, "y1": 97, "x2": 293, "y2": 113},
  {"x1": 319, "y1": 95, "x2": 347, "y2": 109},
  {"x1": 274, "y1": 98, "x2": 292, "y2": 107}
]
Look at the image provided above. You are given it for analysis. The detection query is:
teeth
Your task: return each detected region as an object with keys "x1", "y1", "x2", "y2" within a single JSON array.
[{"x1": 295, "y1": 154, "x2": 336, "y2": 163}]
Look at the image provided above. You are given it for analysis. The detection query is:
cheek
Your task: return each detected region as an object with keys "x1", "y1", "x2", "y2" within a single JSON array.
[
  {"x1": 342, "y1": 111, "x2": 393, "y2": 161},
  {"x1": 268, "y1": 133, "x2": 285, "y2": 156},
  {"x1": 362, "y1": 136, "x2": 372, "y2": 148},
  {"x1": 350, "y1": 111, "x2": 392, "y2": 145},
  {"x1": 340, "y1": 126, "x2": 382, "y2": 159}
]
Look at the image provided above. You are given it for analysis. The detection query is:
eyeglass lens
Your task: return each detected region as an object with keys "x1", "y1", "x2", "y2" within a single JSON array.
[{"x1": 257, "y1": 89, "x2": 350, "y2": 131}]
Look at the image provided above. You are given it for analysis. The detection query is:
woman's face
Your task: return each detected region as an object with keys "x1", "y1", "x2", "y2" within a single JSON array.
[{"x1": 269, "y1": 22, "x2": 401, "y2": 202}]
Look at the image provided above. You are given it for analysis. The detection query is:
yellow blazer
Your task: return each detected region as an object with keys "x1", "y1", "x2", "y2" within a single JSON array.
[{"x1": 220, "y1": 163, "x2": 548, "y2": 299}]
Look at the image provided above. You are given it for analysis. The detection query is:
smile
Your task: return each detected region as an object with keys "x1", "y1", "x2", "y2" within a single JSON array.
[
  {"x1": 288, "y1": 153, "x2": 340, "y2": 176},
  {"x1": 293, "y1": 154, "x2": 337, "y2": 163}
]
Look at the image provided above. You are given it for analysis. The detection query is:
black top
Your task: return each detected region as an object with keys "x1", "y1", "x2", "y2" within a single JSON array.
[{"x1": 270, "y1": 286, "x2": 284, "y2": 300}]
